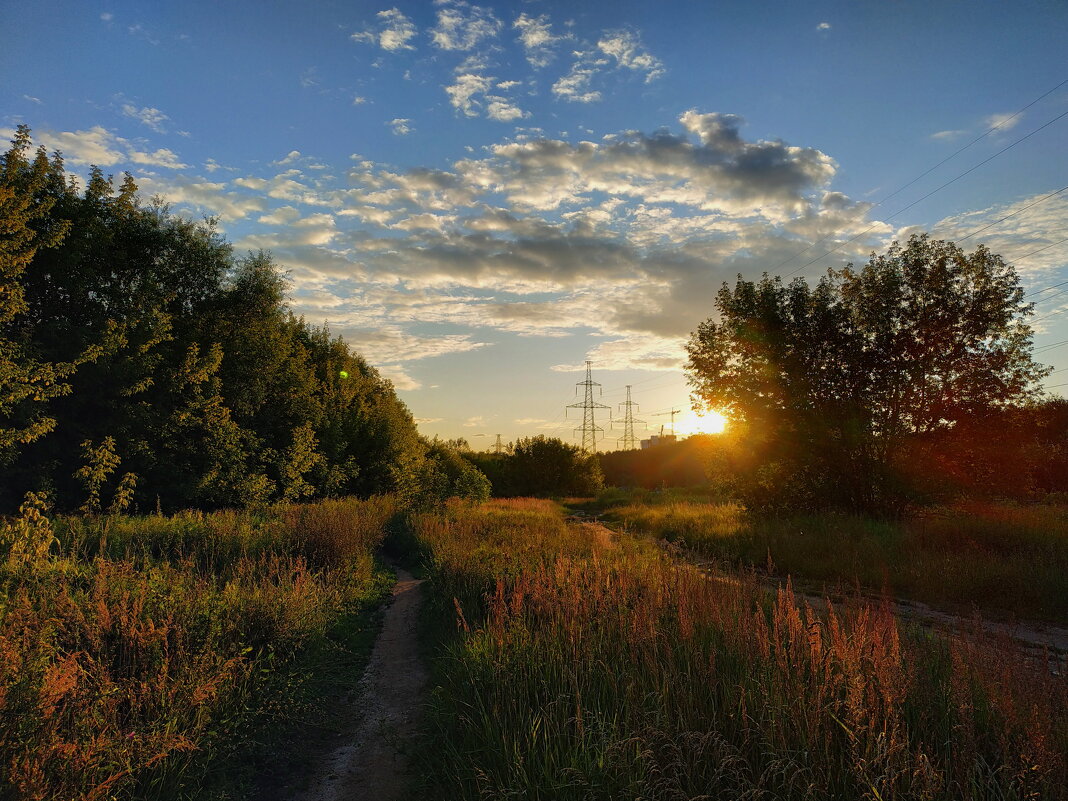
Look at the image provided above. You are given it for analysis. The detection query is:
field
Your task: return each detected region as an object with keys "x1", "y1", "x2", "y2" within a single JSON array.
[
  {"x1": 0, "y1": 497, "x2": 396, "y2": 800},
  {"x1": 408, "y1": 498, "x2": 1067, "y2": 800},
  {"x1": 579, "y1": 489, "x2": 1068, "y2": 622},
  {"x1": 3, "y1": 493, "x2": 1065, "y2": 800}
]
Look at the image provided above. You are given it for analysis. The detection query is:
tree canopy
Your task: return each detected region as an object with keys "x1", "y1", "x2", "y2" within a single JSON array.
[
  {"x1": 685, "y1": 234, "x2": 1049, "y2": 512},
  {"x1": 0, "y1": 126, "x2": 485, "y2": 512}
]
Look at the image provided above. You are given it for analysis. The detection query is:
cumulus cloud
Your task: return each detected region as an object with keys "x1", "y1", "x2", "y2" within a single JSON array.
[
  {"x1": 816, "y1": 22, "x2": 831, "y2": 31},
  {"x1": 8, "y1": 125, "x2": 189, "y2": 169},
  {"x1": 431, "y1": 1, "x2": 501, "y2": 51},
  {"x1": 389, "y1": 118, "x2": 414, "y2": 136},
  {"x1": 552, "y1": 53, "x2": 604, "y2": 103},
  {"x1": 444, "y1": 59, "x2": 527, "y2": 121},
  {"x1": 121, "y1": 103, "x2": 169, "y2": 133},
  {"x1": 985, "y1": 111, "x2": 1022, "y2": 132},
  {"x1": 552, "y1": 27, "x2": 663, "y2": 103},
  {"x1": 352, "y1": 7, "x2": 417, "y2": 51},
  {"x1": 136, "y1": 175, "x2": 268, "y2": 220}
]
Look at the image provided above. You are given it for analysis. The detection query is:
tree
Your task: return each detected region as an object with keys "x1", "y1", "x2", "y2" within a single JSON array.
[
  {"x1": 501, "y1": 436, "x2": 603, "y2": 497},
  {"x1": 685, "y1": 234, "x2": 1049, "y2": 512}
]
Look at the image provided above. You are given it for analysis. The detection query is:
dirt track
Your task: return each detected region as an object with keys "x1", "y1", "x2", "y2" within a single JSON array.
[{"x1": 292, "y1": 568, "x2": 427, "y2": 801}]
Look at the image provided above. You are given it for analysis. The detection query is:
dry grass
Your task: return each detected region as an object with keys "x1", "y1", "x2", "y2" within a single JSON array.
[
  {"x1": 0, "y1": 496, "x2": 395, "y2": 800},
  {"x1": 412, "y1": 499, "x2": 1068, "y2": 800},
  {"x1": 602, "y1": 496, "x2": 1068, "y2": 621}
]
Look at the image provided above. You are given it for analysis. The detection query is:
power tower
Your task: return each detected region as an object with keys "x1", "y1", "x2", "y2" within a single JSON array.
[
  {"x1": 566, "y1": 360, "x2": 611, "y2": 452},
  {"x1": 616, "y1": 385, "x2": 646, "y2": 450},
  {"x1": 494, "y1": 434, "x2": 504, "y2": 455}
]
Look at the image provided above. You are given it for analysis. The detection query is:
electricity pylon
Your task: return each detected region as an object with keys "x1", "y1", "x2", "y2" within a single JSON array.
[
  {"x1": 494, "y1": 434, "x2": 504, "y2": 455},
  {"x1": 566, "y1": 360, "x2": 611, "y2": 452},
  {"x1": 616, "y1": 385, "x2": 646, "y2": 450}
]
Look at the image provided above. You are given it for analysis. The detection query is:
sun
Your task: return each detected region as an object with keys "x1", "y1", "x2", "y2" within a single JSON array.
[{"x1": 677, "y1": 410, "x2": 728, "y2": 436}]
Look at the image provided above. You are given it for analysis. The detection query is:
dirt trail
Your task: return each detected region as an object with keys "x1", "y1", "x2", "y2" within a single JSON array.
[
  {"x1": 567, "y1": 509, "x2": 1068, "y2": 659},
  {"x1": 292, "y1": 567, "x2": 427, "y2": 801}
]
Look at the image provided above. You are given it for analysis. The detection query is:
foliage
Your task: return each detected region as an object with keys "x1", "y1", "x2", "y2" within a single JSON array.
[
  {"x1": 686, "y1": 234, "x2": 1049, "y2": 512},
  {"x1": 598, "y1": 435, "x2": 711, "y2": 488},
  {"x1": 0, "y1": 496, "x2": 394, "y2": 800},
  {"x1": 0, "y1": 127, "x2": 430, "y2": 512},
  {"x1": 407, "y1": 500, "x2": 1067, "y2": 800},
  {"x1": 595, "y1": 492, "x2": 1068, "y2": 621},
  {"x1": 466, "y1": 436, "x2": 603, "y2": 497}
]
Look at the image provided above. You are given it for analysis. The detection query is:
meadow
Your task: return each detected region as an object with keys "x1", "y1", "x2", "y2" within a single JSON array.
[
  {"x1": 582, "y1": 489, "x2": 1068, "y2": 622},
  {"x1": 409, "y1": 498, "x2": 1067, "y2": 800},
  {"x1": 0, "y1": 496, "x2": 396, "y2": 801}
]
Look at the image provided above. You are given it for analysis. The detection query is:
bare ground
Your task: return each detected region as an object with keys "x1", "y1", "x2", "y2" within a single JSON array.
[{"x1": 290, "y1": 567, "x2": 427, "y2": 801}]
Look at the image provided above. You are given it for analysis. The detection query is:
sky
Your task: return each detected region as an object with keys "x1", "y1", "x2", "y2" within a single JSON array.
[{"x1": 2, "y1": 0, "x2": 1067, "y2": 448}]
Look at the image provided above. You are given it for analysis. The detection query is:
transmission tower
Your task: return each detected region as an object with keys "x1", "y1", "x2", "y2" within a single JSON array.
[
  {"x1": 616, "y1": 385, "x2": 646, "y2": 450},
  {"x1": 566, "y1": 360, "x2": 611, "y2": 452},
  {"x1": 494, "y1": 434, "x2": 504, "y2": 454}
]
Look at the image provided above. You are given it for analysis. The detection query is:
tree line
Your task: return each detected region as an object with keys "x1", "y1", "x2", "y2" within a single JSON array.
[{"x1": 0, "y1": 126, "x2": 487, "y2": 513}]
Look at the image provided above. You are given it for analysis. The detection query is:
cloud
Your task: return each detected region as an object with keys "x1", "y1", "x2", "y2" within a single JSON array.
[
  {"x1": 128, "y1": 147, "x2": 187, "y2": 168},
  {"x1": 353, "y1": 95, "x2": 368, "y2": 105},
  {"x1": 431, "y1": 1, "x2": 501, "y2": 51},
  {"x1": 596, "y1": 29, "x2": 663, "y2": 82},
  {"x1": 931, "y1": 129, "x2": 967, "y2": 141},
  {"x1": 552, "y1": 52, "x2": 605, "y2": 103},
  {"x1": 514, "y1": 417, "x2": 546, "y2": 424},
  {"x1": 22, "y1": 95, "x2": 42, "y2": 105},
  {"x1": 389, "y1": 118, "x2": 414, "y2": 136},
  {"x1": 816, "y1": 22, "x2": 831, "y2": 31},
  {"x1": 378, "y1": 364, "x2": 421, "y2": 391},
  {"x1": 514, "y1": 13, "x2": 562, "y2": 67},
  {"x1": 462, "y1": 416, "x2": 485, "y2": 427},
  {"x1": 352, "y1": 7, "x2": 417, "y2": 51},
  {"x1": 121, "y1": 103, "x2": 169, "y2": 133},
  {"x1": 985, "y1": 111, "x2": 1022, "y2": 132},
  {"x1": 444, "y1": 60, "x2": 527, "y2": 121},
  {"x1": 100, "y1": 12, "x2": 113, "y2": 21},
  {"x1": 136, "y1": 174, "x2": 268, "y2": 220},
  {"x1": 12, "y1": 126, "x2": 188, "y2": 169},
  {"x1": 258, "y1": 205, "x2": 302, "y2": 225}
]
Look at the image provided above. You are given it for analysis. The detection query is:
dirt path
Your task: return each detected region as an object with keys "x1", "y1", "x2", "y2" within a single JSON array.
[{"x1": 292, "y1": 567, "x2": 427, "y2": 801}]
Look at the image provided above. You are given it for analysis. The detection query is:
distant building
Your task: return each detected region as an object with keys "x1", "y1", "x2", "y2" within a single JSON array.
[{"x1": 640, "y1": 434, "x2": 677, "y2": 449}]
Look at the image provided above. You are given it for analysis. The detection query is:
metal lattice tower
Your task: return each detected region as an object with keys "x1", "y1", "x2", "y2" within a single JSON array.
[
  {"x1": 616, "y1": 385, "x2": 646, "y2": 450},
  {"x1": 566, "y1": 360, "x2": 612, "y2": 452},
  {"x1": 494, "y1": 434, "x2": 504, "y2": 454}
]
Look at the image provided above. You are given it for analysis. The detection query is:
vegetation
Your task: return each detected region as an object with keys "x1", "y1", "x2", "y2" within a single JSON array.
[
  {"x1": 586, "y1": 489, "x2": 1068, "y2": 621},
  {"x1": 686, "y1": 235, "x2": 1049, "y2": 513},
  {"x1": 0, "y1": 126, "x2": 488, "y2": 513},
  {"x1": 408, "y1": 500, "x2": 1066, "y2": 800},
  {"x1": 0, "y1": 496, "x2": 396, "y2": 800},
  {"x1": 465, "y1": 435, "x2": 603, "y2": 497}
]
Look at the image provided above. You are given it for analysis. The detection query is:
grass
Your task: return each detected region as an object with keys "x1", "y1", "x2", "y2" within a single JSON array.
[
  {"x1": 585, "y1": 492, "x2": 1068, "y2": 622},
  {"x1": 407, "y1": 498, "x2": 1067, "y2": 800},
  {"x1": 0, "y1": 496, "x2": 396, "y2": 800}
]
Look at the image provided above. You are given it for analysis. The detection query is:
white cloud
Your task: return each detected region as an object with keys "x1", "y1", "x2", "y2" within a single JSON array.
[
  {"x1": 514, "y1": 417, "x2": 546, "y2": 424},
  {"x1": 816, "y1": 22, "x2": 831, "y2": 31},
  {"x1": 128, "y1": 147, "x2": 187, "y2": 168},
  {"x1": 100, "y1": 12, "x2": 113, "y2": 21},
  {"x1": 389, "y1": 118, "x2": 414, "y2": 136},
  {"x1": 445, "y1": 71, "x2": 493, "y2": 116},
  {"x1": 485, "y1": 96, "x2": 528, "y2": 122},
  {"x1": 352, "y1": 7, "x2": 417, "y2": 51},
  {"x1": 121, "y1": 103, "x2": 169, "y2": 133},
  {"x1": 431, "y1": 1, "x2": 501, "y2": 51},
  {"x1": 353, "y1": 95, "x2": 368, "y2": 105},
  {"x1": 514, "y1": 13, "x2": 561, "y2": 67},
  {"x1": 552, "y1": 52, "x2": 604, "y2": 103},
  {"x1": 258, "y1": 205, "x2": 302, "y2": 225},
  {"x1": 596, "y1": 29, "x2": 663, "y2": 82},
  {"x1": 22, "y1": 95, "x2": 42, "y2": 105},
  {"x1": 931, "y1": 129, "x2": 967, "y2": 141},
  {"x1": 462, "y1": 416, "x2": 484, "y2": 427},
  {"x1": 135, "y1": 175, "x2": 268, "y2": 221},
  {"x1": 985, "y1": 112, "x2": 1022, "y2": 132},
  {"x1": 378, "y1": 364, "x2": 421, "y2": 391}
]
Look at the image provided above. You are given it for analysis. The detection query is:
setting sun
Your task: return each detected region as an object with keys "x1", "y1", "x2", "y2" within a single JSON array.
[{"x1": 677, "y1": 410, "x2": 728, "y2": 436}]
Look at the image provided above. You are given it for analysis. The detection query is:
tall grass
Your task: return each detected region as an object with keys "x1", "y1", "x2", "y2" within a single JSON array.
[
  {"x1": 412, "y1": 500, "x2": 1067, "y2": 800},
  {"x1": 601, "y1": 496, "x2": 1068, "y2": 620},
  {"x1": 0, "y1": 496, "x2": 396, "y2": 800}
]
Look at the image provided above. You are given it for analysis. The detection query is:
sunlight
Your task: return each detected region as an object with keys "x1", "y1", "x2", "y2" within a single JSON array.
[{"x1": 677, "y1": 410, "x2": 728, "y2": 436}]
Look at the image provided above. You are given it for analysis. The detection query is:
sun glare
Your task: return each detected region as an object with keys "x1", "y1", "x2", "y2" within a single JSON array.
[{"x1": 678, "y1": 410, "x2": 728, "y2": 436}]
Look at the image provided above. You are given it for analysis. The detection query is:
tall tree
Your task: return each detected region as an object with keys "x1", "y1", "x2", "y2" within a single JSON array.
[{"x1": 686, "y1": 234, "x2": 1049, "y2": 511}]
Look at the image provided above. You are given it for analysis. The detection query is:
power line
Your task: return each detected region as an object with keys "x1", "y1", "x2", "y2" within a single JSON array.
[
  {"x1": 783, "y1": 105, "x2": 1068, "y2": 279},
  {"x1": 955, "y1": 185, "x2": 1068, "y2": 245},
  {"x1": 767, "y1": 77, "x2": 1068, "y2": 276}
]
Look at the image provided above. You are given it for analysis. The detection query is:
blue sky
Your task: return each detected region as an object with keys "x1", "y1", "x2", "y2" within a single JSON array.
[{"x1": 3, "y1": 0, "x2": 1067, "y2": 445}]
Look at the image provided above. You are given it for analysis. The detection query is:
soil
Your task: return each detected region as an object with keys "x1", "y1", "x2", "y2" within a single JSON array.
[{"x1": 290, "y1": 567, "x2": 428, "y2": 801}]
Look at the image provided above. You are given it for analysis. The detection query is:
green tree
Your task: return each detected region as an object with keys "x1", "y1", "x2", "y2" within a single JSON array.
[
  {"x1": 686, "y1": 234, "x2": 1048, "y2": 512},
  {"x1": 502, "y1": 436, "x2": 603, "y2": 497}
]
